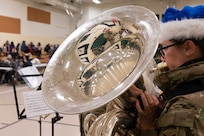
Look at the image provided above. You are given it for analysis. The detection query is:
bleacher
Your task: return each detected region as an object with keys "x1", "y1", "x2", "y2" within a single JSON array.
[
  {"x1": 32, "y1": 51, "x2": 50, "y2": 63},
  {"x1": 0, "y1": 52, "x2": 49, "y2": 84},
  {"x1": 0, "y1": 51, "x2": 50, "y2": 64}
]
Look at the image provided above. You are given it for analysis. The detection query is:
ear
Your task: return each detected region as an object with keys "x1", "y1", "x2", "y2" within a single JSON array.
[{"x1": 183, "y1": 40, "x2": 196, "y2": 56}]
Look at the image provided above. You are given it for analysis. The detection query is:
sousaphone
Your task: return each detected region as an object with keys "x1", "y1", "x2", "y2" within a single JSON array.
[{"x1": 42, "y1": 5, "x2": 160, "y2": 115}]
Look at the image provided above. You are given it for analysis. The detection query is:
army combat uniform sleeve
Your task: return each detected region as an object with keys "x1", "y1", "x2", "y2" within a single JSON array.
[{"x1": 156, "y1": 91, "x2": 204, "y2": 136}]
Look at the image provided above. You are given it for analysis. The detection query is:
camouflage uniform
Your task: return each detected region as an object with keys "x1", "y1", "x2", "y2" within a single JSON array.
[
  {"x1": 157, "y1": 91, "x2": 204, "y2": 136},
  {"x1": 152, "y1": 60, "x2": 204, "y2": 136}
]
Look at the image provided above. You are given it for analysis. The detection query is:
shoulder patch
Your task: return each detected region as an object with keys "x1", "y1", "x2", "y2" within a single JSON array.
[{"x1": 160, "y1": 128, "x2": 178, "y2": 136}]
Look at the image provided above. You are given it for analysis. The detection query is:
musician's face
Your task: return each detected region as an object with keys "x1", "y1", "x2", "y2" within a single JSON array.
[{"x1": 160, "y1": 40, "x2": 186, "y2": 70}]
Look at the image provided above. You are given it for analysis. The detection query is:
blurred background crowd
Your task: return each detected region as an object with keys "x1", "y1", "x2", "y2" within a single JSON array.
[{"x1": 0, "y1": 40, "x2": 60, "y2": 84}]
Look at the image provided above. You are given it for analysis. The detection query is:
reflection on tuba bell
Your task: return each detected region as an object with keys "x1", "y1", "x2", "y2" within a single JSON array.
[{"x1": 42, "y1": 5, "x2": 160, "y2": 136}]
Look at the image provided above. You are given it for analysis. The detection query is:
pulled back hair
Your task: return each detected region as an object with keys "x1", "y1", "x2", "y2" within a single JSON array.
[{"x1": 171, "y1": 38, "x2": 204, "y2": 56}]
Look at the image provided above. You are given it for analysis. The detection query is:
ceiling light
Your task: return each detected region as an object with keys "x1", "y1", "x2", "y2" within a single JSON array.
[{"x1": 92, "y1": 0, "x2": 101, "y2": 4}]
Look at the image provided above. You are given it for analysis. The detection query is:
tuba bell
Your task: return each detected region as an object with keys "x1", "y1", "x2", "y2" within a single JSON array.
[{"x1": 42, "y1": 5, "x2": 160, "y2": 135}]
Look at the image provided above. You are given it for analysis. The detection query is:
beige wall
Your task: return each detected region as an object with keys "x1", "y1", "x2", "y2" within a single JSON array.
[
  {"x1": 0, "y1": 0, "x2": 73, "y2": 48},
  {"x1": 0, "y1": 0, "x2": 204, "y2": 48}
]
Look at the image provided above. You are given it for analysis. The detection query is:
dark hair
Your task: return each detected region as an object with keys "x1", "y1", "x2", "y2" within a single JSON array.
[{"x1": 171, "y1": 38, "x2": 204, "y2": 56}]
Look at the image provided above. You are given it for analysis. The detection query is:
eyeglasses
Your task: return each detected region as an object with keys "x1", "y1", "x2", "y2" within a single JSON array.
[{"x1": 158, "y1": 43, "x2": 177, "y2": 57}]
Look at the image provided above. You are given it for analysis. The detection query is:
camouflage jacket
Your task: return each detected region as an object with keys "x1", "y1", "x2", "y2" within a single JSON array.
[
  {"x1": 155, "y1": 90, "x2": 204, "y2": 136},
  {"x1": 146, "y1": 60, "x2": 204, "y2": 136},
  {"x1": 154, "y1": 61, "x2": 204, "y2": 93}
]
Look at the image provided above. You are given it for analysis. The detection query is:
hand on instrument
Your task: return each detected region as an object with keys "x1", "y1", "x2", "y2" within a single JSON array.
[{"x1": 129, "y1": 84, "x2": 160, "y2": 130}]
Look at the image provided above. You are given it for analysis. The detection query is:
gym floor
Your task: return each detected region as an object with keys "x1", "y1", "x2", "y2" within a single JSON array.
[{"x1": 0, "y1": 83, "x2": 80, "y2": 136}]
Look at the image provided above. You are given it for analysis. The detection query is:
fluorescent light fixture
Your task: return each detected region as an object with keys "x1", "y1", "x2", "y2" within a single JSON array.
[{"x1": 92, "y1": 0, "x2": 101, "y2": 4}]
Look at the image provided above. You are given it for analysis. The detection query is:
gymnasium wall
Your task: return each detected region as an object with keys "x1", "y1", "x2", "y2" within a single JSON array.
[
  {"x1": 0, "y1": 0, "x2": 203, "y2": 48},
  {"x1": 0, "y1": 0, "x2": 74, "y2": 47}
]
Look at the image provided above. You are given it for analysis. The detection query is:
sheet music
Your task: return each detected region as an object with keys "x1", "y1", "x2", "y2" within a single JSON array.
[
  {"x1": 17, "y1": 66, "x2": 43, "y2": 89},
  {"x1": 22, "y1": 91, "x2": 54, "y2": 118}
]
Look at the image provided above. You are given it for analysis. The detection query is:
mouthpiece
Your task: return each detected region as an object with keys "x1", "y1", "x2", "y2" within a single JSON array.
[{"x1": 150, "y1": 62, "x2": 168, "y2": 73}]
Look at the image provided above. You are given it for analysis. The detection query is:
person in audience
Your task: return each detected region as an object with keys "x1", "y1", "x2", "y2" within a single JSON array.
[
  {"x1": 36, "y1": 42, "x2": 42, "y2": 59},
  {"x1": 22, "y1": 53, "x2": 32, "y2": 67},
  {"x1": 2, "y1": 40, "x2": 9, "y2": 56},
  {"x1": 4, "y1": 54, "x2": 12, "y2": 64},
  {"x1": 44, "y1": 43, "x2": 51, "y2": 53},
  {"x1": 16, "y1": 43, "x2": 20, "y2": 54},
  {"x1": 10, "y1": 47, "x2": 18, "y2": 61},
  {"x1": 2, "y1": 54, "x2": 17, "y2": 83},
  {"x1": 9, "y1": 41, "x2": 15, "y2": 54},
  {"x1": 28, "y1": 42, "x2": 36, "y2": 55},
  {"x1": 20, "y1": 40, "x2": 29, "y2": 53}
]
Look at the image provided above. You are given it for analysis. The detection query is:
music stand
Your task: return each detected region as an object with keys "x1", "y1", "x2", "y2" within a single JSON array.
[{"x1": 12, "y1": 66, "x2": 63, "y2": 136}]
